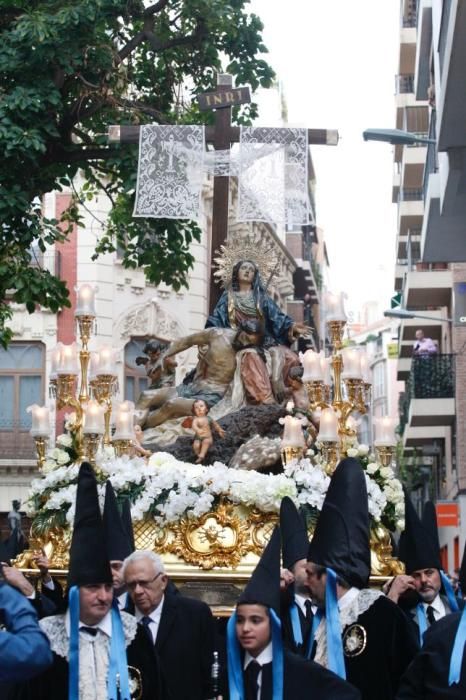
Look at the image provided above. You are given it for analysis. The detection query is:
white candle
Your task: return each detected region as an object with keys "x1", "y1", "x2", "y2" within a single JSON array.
[
  {"x1": 89, "y1": 352, "x2": 100, "y2": 381},
  {"x1": 27, "y1": 404, "x2": 50, "y2": 437},
  {"x1": 113, "y1": 401, "x2": 135, "y2": 440},
  {"x1": 281, "y1": 415, "x2": 305, "y2": 448},
  {"x1": 325, "y1": 291, "x2": 347, "y2": 322},
  {"x1": 83, "y1": 399, "x2": 105, "y2": 434},
  {"x1": 56, "y1": 343, "x2": 79, "y2": 375},
  {"x1": 341, "y1": 347, "x2": 362, "y2": 380},
  {"x1": 318, "y1": 408, "x2": 339, "y2": 442},
  {"x1": 374, "y1": 416, "x2": 397, "y2": 447},
  {"x1": 301, "y1": 349, "x2": 324, "y2": 382},
  {"x1": 359, "y1": 351, "x2": 371, "y2": 383},
  {"x1": 321, "y1": 354, "x2": 332, "y2": 386},
  {"x1": 97, "y1": 346, "x2": 117, "y2": 376},
  {"x1": 50, "y1": 343, "x2": 63, "y2": 380},
  {"x1": 75, "y1": 284, "x2": 96, "y2": 317}
]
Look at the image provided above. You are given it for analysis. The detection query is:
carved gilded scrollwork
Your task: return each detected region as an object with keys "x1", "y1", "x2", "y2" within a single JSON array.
[
  {"x1": 164, "y1": 501, "x2": 251, "y2": 570},
  {"x1": 370, "y1": 524, "x2": 405, "y2": 576},
  {"x1": 249, "y1": 509, "x2": 279, "y2": 556}
]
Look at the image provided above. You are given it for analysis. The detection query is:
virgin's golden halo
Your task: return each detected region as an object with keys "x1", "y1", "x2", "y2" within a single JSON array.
[{"x1": 213, "y1": 235, "x2": 279, "y2": 288}]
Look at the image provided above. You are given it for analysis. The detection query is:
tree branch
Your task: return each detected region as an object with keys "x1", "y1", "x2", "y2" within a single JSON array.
[{"x1": 143, "y1": 0, "x2": 170, "y2": 17}]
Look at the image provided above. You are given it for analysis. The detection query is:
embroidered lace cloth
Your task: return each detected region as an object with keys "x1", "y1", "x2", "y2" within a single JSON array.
[
  {"x1": 313, "y1": 589, "x2": 383, "y2": 669},
  {"x1": 133, "y1": 124, "x2": 205, "y2": 220},
  {"x1": 40, "y1": 613, "x2": 137, "y2": 700}
]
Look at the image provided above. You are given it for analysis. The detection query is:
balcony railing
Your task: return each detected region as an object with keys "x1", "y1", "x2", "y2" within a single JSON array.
[
  {"x1": 398, "y1": 188, "x2": 423, "y2": 202},
  {"x1": 0, "y1": 420, "x2": 37, "y2": 460},
  {"x1": 423, "y1": 111, "x2": 438, "y2": 201},
  {"x1": 406, "y1": 352, "x2": 455, "y2": 399},
  {"x1": 396, "y1": 74, "x2": 415, "y2": 94}
]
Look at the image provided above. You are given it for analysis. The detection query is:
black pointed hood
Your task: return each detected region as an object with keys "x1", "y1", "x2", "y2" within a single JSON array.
[
  {"x1": 280, "y1": 497, "x2": 309, "y2": 570},
  {"x1": 103, "y1": 482, "x2": 133, "y2": 562},
  {"x1": 121, "y1": 498, "x2": 135, "y2": 553},
  {"x1": 307, "y1": 457, "x2": 370, "y2": 588},
  {"x1": 238, "y1": 526, "x2": 281, "y2": 614},
  {"x1": 402, "y1": 495, "x2": 441, "y2": 574},
  {"x1": 422, "y1": 501, "x2": 441, "y2": 553},
  {"x1": 68, "y1": 462, "x2": 112, "y2": 588}
]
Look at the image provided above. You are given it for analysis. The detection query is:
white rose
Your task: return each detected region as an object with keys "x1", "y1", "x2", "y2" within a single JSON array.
[
  {"x1": 380, "y1": 467, "x2": 394, "y2": 480},
  {"x1": 56, "y1": 434, "x2": 72, "y2": 448},
  {"x1": 56, "y1": 449, "x2": 70, "y2": 465},
  {"x1": 366, "y1": 462, "x2": 379, "y2": 475},
  {"x1": 358, "y1": 444, "x2": 369, "y2": 456},
  {"x1": 347, "y1": 448, "x2": 358, "y2": 458}
]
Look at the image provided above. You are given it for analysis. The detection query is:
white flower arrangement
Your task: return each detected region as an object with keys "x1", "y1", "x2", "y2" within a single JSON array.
[{"x1": 26, "y1": 444, "x2": 405, "y2": 532}]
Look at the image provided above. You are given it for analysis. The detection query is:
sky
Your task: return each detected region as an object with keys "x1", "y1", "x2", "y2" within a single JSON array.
[{"x1": 250, "y1": 0, "x2": 400, "y2": 319}]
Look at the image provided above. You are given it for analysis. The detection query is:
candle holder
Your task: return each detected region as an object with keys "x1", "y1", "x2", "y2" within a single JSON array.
[
  {"x1": 76, "y1": 315, "x2": 95, "y2": 403},
  {"x1": 320, "y1": 440, "x2": 339, "y2": 475},
  {"x1": 82, "y1": 433, "x2": 102, "y2": 466},
  {"x1": 280, "y1": 445, "x2": 304, "y2": 466},
  {"x1": 327, "y1": 320, "x2": 346, "y2": 351},
  {"x1": 56, "y1": 374, "x2": 84, "y2": 459},
  {"x1": 33, "y1": 436, "x2": 48, "y2": 470},
  {"x1": 91, "y1": 374, "x2": 118, "y2": 445},
  {"x1": 113, "y1": 439, "x2": 133, "y2": 458},
  {"x1": 304, "y1": 380, "x2": 326, "y2": 407},
  {"x1": 343, "y1": 378, "x2": 367, "y2": 414},
  {"x1": 375, "y1": 445, "x2": 395, "y2": 468}
]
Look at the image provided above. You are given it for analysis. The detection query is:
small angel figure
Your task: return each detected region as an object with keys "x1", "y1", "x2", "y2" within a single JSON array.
[
  {"x1": 132, "y1": 424, "x2": 152, "y2": 460},
  {"x1": 189, "y1": 399, "x2": 225, "y2": 463}
]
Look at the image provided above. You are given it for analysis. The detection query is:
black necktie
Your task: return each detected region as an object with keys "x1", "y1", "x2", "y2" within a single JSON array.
[
  {"x1": 140, "y1": 616, "x2": 154, "y2": 643},
  {"x1": 244, "y1": 660, "x2": 261, "y2": 700},
  {"x1": 80, "y1": 626, "x2": 98, "y2": 637},
  {"x1": 426, "y1": 605, "x2": 436, "y2": 626},
  {"x1": 304, "y1": 599, "x2": 313, "y2": 624}
]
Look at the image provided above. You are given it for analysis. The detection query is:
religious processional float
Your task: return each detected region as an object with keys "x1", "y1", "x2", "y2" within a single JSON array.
[{"x1": 16, "y1": 119, "x2": 404, "y2": 600}]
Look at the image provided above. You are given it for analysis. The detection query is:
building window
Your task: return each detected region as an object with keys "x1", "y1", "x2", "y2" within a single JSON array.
[
  {"x1": 372, "y1": 361, "x2": 386, "y2": 400},
  {"x1": 124, "y1": 339, "x2": 150, "y2": 402},
  {"x1": 0, "y1": 343, "x2": 45, "y2": 431}
]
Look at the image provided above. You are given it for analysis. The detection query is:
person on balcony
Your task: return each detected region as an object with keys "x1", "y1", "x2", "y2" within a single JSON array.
[{"x1": 413, "y1": 330, "x2": 437, "y2": 357}]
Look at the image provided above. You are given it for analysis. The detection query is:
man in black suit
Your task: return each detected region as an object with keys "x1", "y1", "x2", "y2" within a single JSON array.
[{"x1": 123, "y1": 549, "x2": 216, "y2": 700}]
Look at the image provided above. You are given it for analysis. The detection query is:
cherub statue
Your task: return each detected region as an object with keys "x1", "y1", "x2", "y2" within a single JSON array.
[
  {"x1": 187, "y1": 399, "x2": 225, "y2": 463},
  {"x1": 132, "y1": 424, "x2": 152, "y2": 460}
]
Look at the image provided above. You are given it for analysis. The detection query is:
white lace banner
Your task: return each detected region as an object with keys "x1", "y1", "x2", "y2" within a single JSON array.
[
  {"x1": 238, "y1": 127, "x2": 309, "y2": 226},
  {"x1": 133, "y1": 125, "x2": 205, "y2": 220}
]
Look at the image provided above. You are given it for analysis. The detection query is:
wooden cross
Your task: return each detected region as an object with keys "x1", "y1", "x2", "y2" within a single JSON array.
[{"x1": 108, "y1": 73, "x2": 339, "y2": 313}]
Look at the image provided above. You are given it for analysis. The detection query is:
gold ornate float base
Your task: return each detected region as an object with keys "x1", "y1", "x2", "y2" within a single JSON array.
[{"x1": 16, "y1": 501, "x2": 403, "y2": 609}]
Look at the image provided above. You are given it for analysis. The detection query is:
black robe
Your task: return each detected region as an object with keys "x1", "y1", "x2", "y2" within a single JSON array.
[
  {"x1": 396, "y1": 611, "x2": 466, "y2": 699},
  {"x1": 7, "y1": 625, "x2": 165, "y2": 700},
  {"x1": 338, "y1": 595, "x2": 419, "y2": 700},
  {"x1": 221, "y1": 648, "x2": 361, "y2": 699}
]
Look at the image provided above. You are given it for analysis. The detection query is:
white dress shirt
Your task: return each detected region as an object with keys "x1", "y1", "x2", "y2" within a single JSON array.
[
  {"x1": 135, "y1": 595, "x2": 165, "y2": 643},
  {"x1": 244, "y1": 642, "x2": 273, "y2": 700},
  {"x1": 65, "y1": 609, "x2": 113, "y2": 699},
  {"x1": 423, "y1": 593, "x2": 446, "y2": 621},
  {"x1": 117, "y1": 591, "x2": 128, "y2": 610},
  {"x1": 338, "y1": 586, "x2": 360, "y2": 612},
  {"x1": 294, "y1": 593, "x2": 318, "y2": 617}
]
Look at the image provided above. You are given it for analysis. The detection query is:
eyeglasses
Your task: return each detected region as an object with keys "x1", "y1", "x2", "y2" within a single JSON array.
[{"x1": 126, "y1": 572, "x2": 162, "y2": 592}]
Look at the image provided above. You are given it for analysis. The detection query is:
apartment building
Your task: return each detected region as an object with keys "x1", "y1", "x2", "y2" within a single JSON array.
[{"x1": 395, "y1": 0, "x2": 466, "y2": 570}]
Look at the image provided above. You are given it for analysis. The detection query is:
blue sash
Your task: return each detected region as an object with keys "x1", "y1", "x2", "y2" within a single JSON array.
[
  {"x1": 449, "y1": 607, "x2": 466, "y2": 685},
  {"x1": 325, "y1": 568, "x2": 346, "y2": 679},
  {"x1": 416, "y1": 603, "x2": 428, "y2": 646},
  {"x1": 440, "y1": 571, "x2": 460, "y2": 613},
  {"x1": 307, "y1": 609, "x2": 323, "y2": 659}
]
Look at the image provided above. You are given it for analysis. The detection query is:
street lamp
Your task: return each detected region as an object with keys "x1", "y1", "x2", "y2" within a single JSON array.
[
  {"x1": 362, "y1": 128, "x2": 436, "y2": 146},
  {"x1": 384, "y1": 308, "x2": 452, "y2": 322}
]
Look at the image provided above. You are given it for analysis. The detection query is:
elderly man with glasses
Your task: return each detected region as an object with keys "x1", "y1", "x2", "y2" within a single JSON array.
[{"x1": 123, "y1": 550, "x2": 217, "y2": 700}]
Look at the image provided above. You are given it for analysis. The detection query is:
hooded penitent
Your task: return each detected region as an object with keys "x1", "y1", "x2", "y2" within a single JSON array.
[
  {"x1": 280, "y1": 497, "x2": 309, "y2": 571},
  {"x1": 228, "y1": 527, "x2": 284, "y2": 699},
  {"x1": 67, "y1": 462, "x2": 130, "y2": 700},
  {"x1": 67, "y1": 462, "x2": 112, "y2": 588},
  {"x1": 422, "y1": 501, "x2": 441, "y2": 554},
  {"x1": 307, "y1": 457, "x2": 370, "y2": 589},
  {"x1": 402, "y1": 495, "x2": 441, "y2": 574},
  {"x1": 102, "y1": 481, "x2": 133, "y2": 562},
  {"x1": 307, "y1": 457, "x2": 370, "y2": 679},
  {"x1": 121, "y1": 498, "x2": 136, "y2": 553}
]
